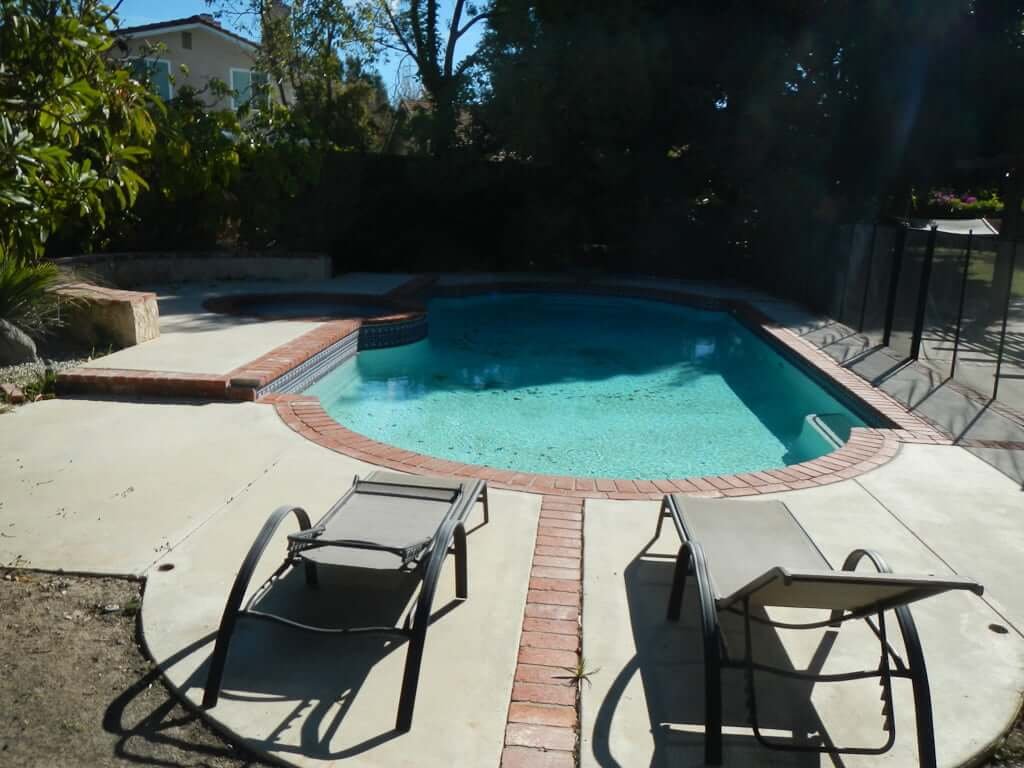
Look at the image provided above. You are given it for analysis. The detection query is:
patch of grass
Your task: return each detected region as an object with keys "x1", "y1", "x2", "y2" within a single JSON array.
[
  {"x1": 555, "y1": 656, "x2": 601, "y2": 688},
  {"x1": 121, "y1": 597, "x2": 141, "y2": 617},
  {"x1": 992, "y1": 718, "x2": 1024, "y2": 765},
  {"x1": 20, "y1": 367, "x2": 57, "y2": 401}
]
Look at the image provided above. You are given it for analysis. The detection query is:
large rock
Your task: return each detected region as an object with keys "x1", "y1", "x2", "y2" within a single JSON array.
[
  {"x1": 56, "y1": 283, "x2": 160, "y2": 348},
  {"x1": 0, "y1": 319, "x2": 38, "y2": 365}
]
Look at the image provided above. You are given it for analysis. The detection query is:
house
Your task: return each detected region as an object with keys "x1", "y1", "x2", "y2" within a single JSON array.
[{"x1": 114, "y1": 12, "x2": 292, "y2": 111}]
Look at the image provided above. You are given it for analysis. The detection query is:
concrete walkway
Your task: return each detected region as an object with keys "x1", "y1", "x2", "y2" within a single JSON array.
[{"x1": 582, "y1": 446, "x2": 1024, "y2": 767}]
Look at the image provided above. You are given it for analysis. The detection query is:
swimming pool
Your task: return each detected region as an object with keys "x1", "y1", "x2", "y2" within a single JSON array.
[{"x1": 306, "y1": 293, "x2": 870, "y2": 478}]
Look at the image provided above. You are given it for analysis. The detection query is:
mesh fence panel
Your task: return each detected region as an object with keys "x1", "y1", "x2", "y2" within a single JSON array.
[
  {"x1": 859, "y1": 225, "x2": 897, "y2": 347},
  {"x1": 887, "y1": 228, "x2": 930, "y2": 361},
  {"x1": 826, "y1": 225, "x2": 852, "y2": 321},
  {"x1": 917, "y1": 231, "x2": 972, "y2": 379},
  {"x1": 836, "y1": 223, "x2": 875, "y2": 329},
  {"x1": 952, "y1": 236, "x2": 1003, "y2": 399},
  {"x1": 803, "y1": 222, "x2": 1023, "y2": 411}
]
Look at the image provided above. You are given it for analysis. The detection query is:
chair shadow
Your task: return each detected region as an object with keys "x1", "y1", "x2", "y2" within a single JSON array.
[
  {"x1": 588, "y1": 536, "x2": 890, "y2": 767},
  {"x1": 103, "y1": 631, "x2": 266, "y2": 766},
  {"x1": 174, "y1": 565, "x2": 463, "y2": 761}
]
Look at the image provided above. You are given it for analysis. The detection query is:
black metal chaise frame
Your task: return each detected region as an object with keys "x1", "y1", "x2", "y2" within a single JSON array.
[
  {"x1": 655, "y1": 493, "x2": 983, "y2": 767},
  {"x1": 202, "y1": 471, "x2": 489, "y2": 731}
]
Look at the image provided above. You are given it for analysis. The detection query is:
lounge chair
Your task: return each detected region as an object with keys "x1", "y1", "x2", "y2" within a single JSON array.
[
  {"x1": 654, "y1": 494, "x2": 983, "y2": 767},
  {"x1": 202, "y1": 471, "x2": 489, "y2": 731}
]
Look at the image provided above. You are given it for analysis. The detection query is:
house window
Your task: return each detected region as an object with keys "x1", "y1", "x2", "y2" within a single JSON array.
[
  {"x1": 129, "y1": 59, "x2": 172, "y2": 101},
  {"x1": 230, "y1": 69, "x2": 269, "y2": 110},
  {"x1": 181, "y1": 31, "x2": 192, "y2": 49}
]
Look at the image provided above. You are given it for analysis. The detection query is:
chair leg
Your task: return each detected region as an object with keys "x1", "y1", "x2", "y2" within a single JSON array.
[
  {"x1": 667, "y1": 544, "x2": 689, "y2": 621},
  {"x1": 396, "y1": 622, "x2": 427, "y2": 731},
  {"x1": 897, "y1": 605, "x2": 937, "y2": 768},
  {"x1": 696, "y1": 565, "x2": 723, "y2": 765},
  {"x1": 454, "y1": 524, "x2": 468, "y2": 599},
  {"x1": 481, "y1": 488, "x2": 490, "y2": 526},
  {"x1": 840, "y1": 548, "x2": 938, "y2": 768},
  {"x1": 704, "y1": 647, "x2": 723, "y2": 766},
  {"x1": 202, "y1": 505, "x2": 312, "y2": 709},
  {"x1": 655, "y1": 498, "x2": 669, "y2": 538},
  {"x1": 395, "y1": 518, "x2": 463, "y2": 731}
]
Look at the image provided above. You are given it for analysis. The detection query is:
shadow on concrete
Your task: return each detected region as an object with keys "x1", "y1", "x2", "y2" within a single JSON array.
[
  {"x1": 171, "y1": 565, "x2": 461, "y2": 762},
  {"x1": 588, "y1": 537, "x2": 908, "y2": 767},
  {"x1": 103, "y1": 631, "x2": 267, "y2": 767}
]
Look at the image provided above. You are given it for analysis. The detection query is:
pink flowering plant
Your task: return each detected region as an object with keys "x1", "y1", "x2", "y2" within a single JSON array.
[{"x1": 927, "y1": 188, "x2": 1004, "y2": 216}]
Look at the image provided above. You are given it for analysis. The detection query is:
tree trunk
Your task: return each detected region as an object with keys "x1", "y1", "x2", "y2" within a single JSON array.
[{"x1": 428, "y1": 82, "x2": 457, "y2": 157}]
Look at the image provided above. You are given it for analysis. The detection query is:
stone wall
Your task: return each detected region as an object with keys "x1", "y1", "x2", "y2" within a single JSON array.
[{"x1": 54, "y1": 251, "x2": 332, "y2": 287}]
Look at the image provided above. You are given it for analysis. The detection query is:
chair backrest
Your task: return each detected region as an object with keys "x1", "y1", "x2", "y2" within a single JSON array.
[{"x1": 719, "y1": 568, "x2": 984, "y2": 612}]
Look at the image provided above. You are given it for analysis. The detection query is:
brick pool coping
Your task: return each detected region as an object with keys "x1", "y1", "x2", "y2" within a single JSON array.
[{"x1": 262, "y1": 280, "x2": 950, "y2": 501}]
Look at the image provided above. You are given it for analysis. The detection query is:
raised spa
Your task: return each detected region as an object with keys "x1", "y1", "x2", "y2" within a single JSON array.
[{"x1": 306, "y1": 293, "x2": 871, "y2": 478}]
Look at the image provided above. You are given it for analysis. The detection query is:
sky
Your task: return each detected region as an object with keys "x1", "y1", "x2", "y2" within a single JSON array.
[{"x1": 115, "y1": 0, "x2": 484, "y2": 99}]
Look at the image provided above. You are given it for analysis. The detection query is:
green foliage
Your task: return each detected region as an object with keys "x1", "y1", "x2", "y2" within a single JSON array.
[
  {"x1": 925, "y1": 188, "x2": 1005, "y2": 217},
  {"x1": 109, "y1": 85, "x2": 242, "y2": 248},
  {"x1": 21, "y1": 366, "x2": 58, "y2": 400},
  {"x1": 234, "y1": 104, "x2": 328, "y2": 247},
  {"x1": 0, "y1": 253, "x2": 67, "y2": 334},
  {"x1": 0, "y1": 0, "x2": 155, "y2": 261},
  {"x1": 376, "y1": 0, "x2": 493, "y2": 154}
]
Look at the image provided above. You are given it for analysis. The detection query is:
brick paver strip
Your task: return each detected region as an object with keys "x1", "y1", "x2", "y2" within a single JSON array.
[
  {"x1": 500, "y1": 745, "x2": 575, "y2": 768},
  {"x1": 500, "y1": 495, "x2": 585, "y2": 767}
]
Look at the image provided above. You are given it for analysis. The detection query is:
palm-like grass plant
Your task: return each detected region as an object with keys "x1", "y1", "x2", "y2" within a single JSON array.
[{"x1": 0, "y1": 254, "x2": 68, "y2": 336}]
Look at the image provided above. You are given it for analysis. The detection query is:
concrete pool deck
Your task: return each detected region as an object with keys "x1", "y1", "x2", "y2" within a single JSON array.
[
  {"x1": 74, "y1": 274, "x2": 417, "y2": 376},
  {"x1": 2, "y1": 273, "x2": 1023, "y2": 767}
]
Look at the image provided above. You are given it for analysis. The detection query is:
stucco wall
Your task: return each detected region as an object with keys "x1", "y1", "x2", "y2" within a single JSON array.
[{"x1": 116, "y1": 25, "x2": 294, "y2": 111}]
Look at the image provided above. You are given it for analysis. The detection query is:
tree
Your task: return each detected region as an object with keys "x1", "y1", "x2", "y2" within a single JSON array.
[
  {"x1": 210, "y1": 0, "x2": 391, "y2": 149},
  {"x1": 376, "y1": 0, "x2": 493, "y2": 154},
  {"x1": 0, "y1": 0, "x2": 155, "y2": 261}
]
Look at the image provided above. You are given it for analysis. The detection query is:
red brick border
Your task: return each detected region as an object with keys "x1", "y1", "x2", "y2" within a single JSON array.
[
  {"x1": 58, "y1": 276, "x2": 953, "y2": 494},
  {"x1": 56, "y1": 368, "x2": 236, "y2": 400},
  {"x1": 225, "y1": 319, "x2": 363, "y2": 395},
  {"x1": 268, "y1": 394, "x2": 906, "y2": 499},
  {"x1": 501, "y1": 495, "x2": 585, "y2": 768}
]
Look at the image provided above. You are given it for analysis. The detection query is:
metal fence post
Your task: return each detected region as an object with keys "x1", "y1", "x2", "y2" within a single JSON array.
[
  {"x1": 949, "y1": 230, "x2": 973, "y2": 379},
  {"x1": 882, "y1": 225, "x2": 909, "y2": 348},
  {"x1": 909, "y1": 225, "x2": 938, "y2": 360},
  {"x1": 858, "y1": 223, "x2": 879, "y2": 333},
  {"x1": 993, "y1": 239, "x2": 1019, "y2": 401}
]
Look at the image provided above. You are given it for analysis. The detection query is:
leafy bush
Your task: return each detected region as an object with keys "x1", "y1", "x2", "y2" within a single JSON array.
[
  {"x1": 108, "y1": 86, "x2": 242, "y2": 249},
  {"x1": 0, "y1": 0, "x2": 155, "y2": 261},
  {"x1": 0, "y1": 254, "x2": 68, "y2": 335}
]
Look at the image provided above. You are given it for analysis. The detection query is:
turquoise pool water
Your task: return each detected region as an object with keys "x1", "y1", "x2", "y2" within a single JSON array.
[{"x1": 307, "y1": 294, "x2": 868, "y2": 478}]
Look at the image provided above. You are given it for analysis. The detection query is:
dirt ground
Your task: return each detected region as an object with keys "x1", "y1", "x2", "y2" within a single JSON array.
[
  {"x1": 0, "y1": 570, "x2": 1020, "y2": 767},
  {"x1": 0, "y1": 571, "x2": 266, "y2": 767}
]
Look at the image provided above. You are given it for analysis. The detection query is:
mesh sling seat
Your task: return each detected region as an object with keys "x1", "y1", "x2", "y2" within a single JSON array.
[
  {"x1": 202, "y1": 471, "x2": 489, "y2": 731},
  {"x1": 654, "y1": 494, "x2": 983, "y2": 767}
]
